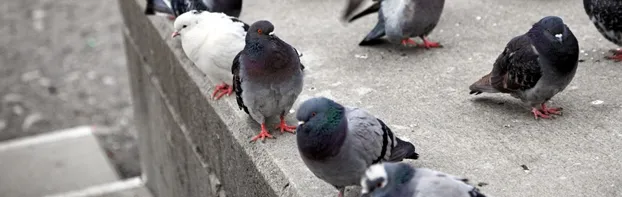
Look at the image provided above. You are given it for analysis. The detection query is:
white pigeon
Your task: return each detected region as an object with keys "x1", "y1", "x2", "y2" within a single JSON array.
[{"x1": 172, "y1": 10, "x2": 248, "y2": 99}]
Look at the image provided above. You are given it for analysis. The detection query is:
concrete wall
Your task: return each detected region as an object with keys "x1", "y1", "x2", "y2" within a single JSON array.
[{"x1": 118, "y1": 0, "x2": 305, "y2": 196}]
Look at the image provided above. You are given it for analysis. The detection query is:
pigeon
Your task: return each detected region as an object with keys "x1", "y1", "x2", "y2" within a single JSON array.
[
  {"x1": 469, "y1": 16, "x2": 580, "y2": 119},
  {"x1": 144, "y1": 0, "x2": 242, "y2": 19},
  {"x1": 232, "y1": 20, "x2": 305, "y2": 142},
  {"x1": 342, "y1": 0, "x2": 445, "y2": 47},
  {"x1": 172, "y1": 10, "x2": 248, "y2": 100},
  {"x1": 360, "y1": 162, "x2": 487, "y2": 197},
  {"x1": 295, "y1": 97, "x2": 419, "y2": 197},
  {"x1": 583, "y1": 0, "x2": 622, "y2": 61}
]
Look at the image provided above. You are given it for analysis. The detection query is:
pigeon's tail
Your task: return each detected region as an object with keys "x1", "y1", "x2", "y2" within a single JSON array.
[
  {"x1": 145, "y1": 0, "x2": 175, "y2": 16},
  {"x1": 347, "y1": 2, "x2": 381, "y2": 23},
  {"x1": 359, "y1": 18, "x2": 387, "y2": 46},
  {"x1": 469, "y1": 73, "x2": 498, "y2": 95},
  {"x1": 469, "y1": 188, "x2": 487, "y2": 197},
  {"x1": 389, "y1": 137, "x2": 419, "y2": 161},
  {"x1": 145, "y1": 0, "x2": 155, "y2": 14},
  {"x1": 342, "y1": 0, "x2": 366, "y2": 21}
]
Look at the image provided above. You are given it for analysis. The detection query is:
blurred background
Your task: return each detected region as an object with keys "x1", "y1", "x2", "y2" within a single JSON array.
[{"x1": 0, "y1": 0, "x2": 139, "y2": 178}]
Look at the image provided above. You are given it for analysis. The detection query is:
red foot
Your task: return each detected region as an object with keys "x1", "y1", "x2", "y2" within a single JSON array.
[
  {"x1": 531, "y1": 108, "x2": 551, "y2": 120},
  {"x1": 250, "y1": 123, "x2": 274, "y2": 142},
  {"x1": 401, "y1": 38, "x2": 418, "y2": 46},
  {"x1": 337, "y1": 192, "x2": 343, "y2": 197},
  {"x1": 167, "y1": 15, "x2": 176, "y2": 21},
  {"x1": 606, "y1": 49, "x2": 622, "y2": 62},
  {"x1": 212, "y1": 83, "x2": 233, "y2": 100},
  {"x1": 275, "y1": 115, "x2": 297, "y2": 133},
  {"x1": 420, "y1": 36, "x2": 442, "y2": 49},
  {"x1": 540, "y1": 103, "x2": 563, "y2": 115}
]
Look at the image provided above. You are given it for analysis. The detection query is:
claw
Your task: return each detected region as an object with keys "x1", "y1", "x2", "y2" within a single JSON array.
[
  {"x1": 276, "y1": 115, "x2": 297, "y2": 134},
  {"x1": 420, "y1": 36, "x2": 442, "y2": 49},
  {"x1": 250, "y1": 123, "x2": 274, "y2": 142},
  {"x1": 212, "y1": 83, "x2": 233, "y2": 100}
]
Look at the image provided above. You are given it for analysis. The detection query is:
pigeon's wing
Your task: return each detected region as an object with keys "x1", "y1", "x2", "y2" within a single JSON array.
[
  {"x1": 586, "y1": 0, "x2": 622, "y2": 34},
  {"x1": 359, "y1": 9, "x2": 387, "y2": 46},
  {"x1": 171, "y1": 0, "x2": 189, "y2": 16},
  {"x1": 145, "y1": 0, "x2": 174, "y2": 15},
  {"x1": 232, "y1": 52, "x2": 250, "y2": 114},
  {"x1": 229, "y1": 17, "x2": 250, "y2": 31},
  {"x1": 343, "y1": 0, "x2": 381, "y2": 22},
  {"x1": 489, "y1": 35, "x2": 542, "y2": 93},
  {"x1": 204, "y1": 0, "x2": 243, "y2": 17},
  {"x1": 346, "y1": 108, "x2": 416, "y2": 164},
  {"x1": 412, "y1": 169, "x2": 484, "y2": 197},
  {"x1": 293, "y1": 48, "x2": 305, "y2": 71}
]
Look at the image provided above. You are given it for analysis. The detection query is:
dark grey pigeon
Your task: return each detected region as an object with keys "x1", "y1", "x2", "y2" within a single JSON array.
[
  {"x1": 469, "y1": 16, "x2": 579, "y2": 120},
  {"x1": 342, "y1": 0, "x2": 445, "y2": 48},
  {"x1": 361, "y1": 162, "x2": 487, "y2": 197},
  {"x1": 295, "y1": 97, "x2": 419, "y2": 197},
  {"x1": 232, "y1": 20, "x2": 304, "y2": 142},
  {"x1": 583, "y1": 0, "x2": 622, "y2": 61},
  {"x1": 145, "y1": 0, "x2": 242, "y2": 19}
]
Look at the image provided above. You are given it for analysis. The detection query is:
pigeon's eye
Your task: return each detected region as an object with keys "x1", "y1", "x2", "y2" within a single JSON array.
[
  {"x1": 311, "y1": 112, "x2": 316, "y2": 117},
  {"x1": 182, "y1": 25, "x2": 187, "y2": 28},
  {"x1": 257, "y1": 29, "x2": 263, "y2": 34},
  {"x1": 376, "y1": 182, "x2": 383, "y2": 188}
]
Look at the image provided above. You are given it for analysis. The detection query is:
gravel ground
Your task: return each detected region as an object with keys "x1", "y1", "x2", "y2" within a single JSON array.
[{"x1": 0, "y1": 0, "x2": 139, "y2": 178}]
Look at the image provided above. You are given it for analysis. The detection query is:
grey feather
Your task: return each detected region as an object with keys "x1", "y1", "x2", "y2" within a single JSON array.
[
  {"x1": 296, "y1": 97, "x2": 418, "y2": 196},
  {"x1": 344, "y1": 0, "x2": 445, "y2": 46},
  {"x1": 584, "y1": 0, "x2": 622, "y2": 46},
  {"x1": 233, "y1": 20, "x2": 304, "y2": 126},
  {"x1": 361, "y1": 162, "x2": 487, "y2": 197}
]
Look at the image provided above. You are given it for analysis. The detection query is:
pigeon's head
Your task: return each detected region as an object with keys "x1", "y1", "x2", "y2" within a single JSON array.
[
  {"x1": 248, "y1": 20, "x2": 276, "y2": 40},
  {"x1": 295, "y1": 97, "x2": 347, "y2": 160},
  {"x1": 171, "y1": 10, "x2": 203, "y2": 38},
  {"x1": 361, "y1": 162, "x2": 415, "y2": 197},
  {"x1": 296, "y1": 97, "x2": 344, "y2": 128},
  {"x1": 531, "y1": 16, "x2": 568, "y2": 43}
]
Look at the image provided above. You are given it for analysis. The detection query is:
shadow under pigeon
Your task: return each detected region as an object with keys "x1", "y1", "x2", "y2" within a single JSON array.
[{"x1": 469, "y1": 96, "x2": 531, "y2": 117}]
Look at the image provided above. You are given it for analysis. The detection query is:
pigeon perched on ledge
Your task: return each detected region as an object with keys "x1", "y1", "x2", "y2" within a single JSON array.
[
  {"x1": 172, "y1": 10, "x2": 248, "y2": 100},
  {"x1": 342, "y1": 0, "x2": 445, "y2": 48},
  {"x1": 296, "y1": 97, "x2": 419, "y2": 197},
  {"x1": 583, "y1": 0, "x2": 622, "y2": 61},
  {"x1": 145, "y1": 0, "x2": 242, "y2": 19},
  {"x1": 469, "y1": 16, "x2": 579, "y2": 119},
  {"x1": 232, "y1": 20, "x2": 305, "y2": 142},
  {"x1": 361, "y1": 162, "x2": 487, "y2": 197}
]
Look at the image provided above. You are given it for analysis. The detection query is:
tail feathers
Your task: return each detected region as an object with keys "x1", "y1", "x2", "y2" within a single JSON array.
[
  {"x1": 145, "y1": 0, "x2": 155, "y2": 14},
  {"x1": 347, "y1": 2, "x2": 381, "y2": 23},
  {"x1": 469, "y1": 73, "x2": 498, "y2": 95},
  {"x1": 359, "y1": 19, "x2": 386, "y2": 46},
  {"x1": 469, "y1": 188, "x2": 487, "y2": 197},
  {"x1": 389, "y1": 137, "x2": 419, "y2": 161}
]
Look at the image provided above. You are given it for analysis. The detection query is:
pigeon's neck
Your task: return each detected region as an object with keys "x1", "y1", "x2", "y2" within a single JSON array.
[
  {"x1": 527, "y1": 27, "x2": 579, "y2": 75},
  {"x1": 244, "y1": 39, "x2": 299, "y2": 77},
  {"x1": 297, "y1": 108, "x2": 348, "y2": 161}
]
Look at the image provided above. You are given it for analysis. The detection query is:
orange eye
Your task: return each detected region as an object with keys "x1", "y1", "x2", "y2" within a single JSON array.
[
  {"x1": 376, "y1": 182, "x2": 382, "y2": 187},
  {"x1": 311, "y1": 112, "x2": 316, "y2": 117},
  {"x1": 257, "y1": 29, "x2": 262, "y2": 34}
]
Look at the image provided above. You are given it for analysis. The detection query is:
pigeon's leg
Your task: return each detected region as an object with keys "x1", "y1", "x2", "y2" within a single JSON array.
[
  {"x1": 275, "y1": 115, "x2": 297, "y2": 134},
  {"x1": 419, "y1": 36, "x2": 442, "y2": 49},
  {"x1": 540, "y1": 103, "x2": 562, "y2": 115},
  {"x1": 531, "y1": 108, "x2": 551, "y2": 120},
  {"x1": 250, "y1": 123, "x2": 274, "y2": 142},
  {"x1": 212, "y1": 83, "x2": 233, "y2": 100},
  {"x1": 606, "y1": 49, "x2": 622, "y2": 61},
  {"x1": 400, "y1": 38, "x2": 418, "y2": 47}
]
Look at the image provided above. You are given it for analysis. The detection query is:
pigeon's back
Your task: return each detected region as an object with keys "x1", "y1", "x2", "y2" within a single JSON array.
[
  {"x1": 410, "y1": 169, "x2": 482, "y2": 197},
  {"x1": 584, "y1": 0, "x2": 622, "y2": 46}
]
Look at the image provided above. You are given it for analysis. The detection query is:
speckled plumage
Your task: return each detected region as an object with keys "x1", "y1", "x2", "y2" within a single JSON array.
[
  {"x1": 295, "y1": 97, "x2": 419, "y2": 196},
  {"x1": 145, "y1": 0, "x2": 242, "y2": 18},
  {"x1": 361, "y1": 162, "x2": 486, "y2": 197},
  {"x1": 232, "y1": 20, "x2": 304, "y2": 141},
  {"x1": 584, "y1": 0, "x2": 622, "y2": 46},
  {"x1": 343, "y1": 0, "x2": 445, "y2": 46},
  {"x1": 469, "y1": 16, "x2": 579, "y2": 119}
]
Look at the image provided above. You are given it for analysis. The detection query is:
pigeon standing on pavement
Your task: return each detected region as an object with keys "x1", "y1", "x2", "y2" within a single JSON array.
[
  {"x1": 583, "y1": 0, "x2": 622, "y2": 61},
  {"x1": 469, "y1": 16, "x2": 579, "y2": 119},
  {"x1": 295, "y1": 97, "x2": 419, "y2": 197},
  {"x1": 145, "y1": 0, "x2": 243, "y2": 19},
  {"x1": 172, "y1": 10, "x2": 248, "y2": 99},
  {"x1": 360, "y1": 162, "x2": 487, "y2": 197},
  {"x1": 232, "y1": 20, "x2": 304, "y2": 142},
  {"x1": 342, "y1": 0, "x2": 445, "y2": 47}
]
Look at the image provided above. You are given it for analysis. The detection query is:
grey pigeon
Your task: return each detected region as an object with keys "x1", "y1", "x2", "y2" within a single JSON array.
[
  {"x1": 583, "y1": 0, "x2": 622, "y2": 61},
  {"x1": 232, "y1": 20, "x2": 304, "y2": 142},
  {"x1": 145, "y1": 0, "x2": 242, "y2": 19},
  {"x1": 361, "y1": 162, "x2": 487, "y2": 197},
  {"x1": 342, "y1": 0, "x2": 445, "y2": 48},
  {"x1": 469, "y1": 16, "x2": 579, "y2": 120},
  {"x1": 295, "y1": 97, "x2": 419, "y2": 197}
]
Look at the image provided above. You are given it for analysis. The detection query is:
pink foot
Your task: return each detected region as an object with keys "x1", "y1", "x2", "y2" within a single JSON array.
[
  {"x1": 275, "y1": 115, "x2": 296, "y2": 134},
  {"x1": 401, "y1": 38, "x2": 418, "y2": 47},
  {"x1": 250, "y1": 123, "x2": 274, "y2": 142},
  {"x1": 420, "y1": 36, "x2": 442, "y2": 49},
  {"x1": 212, "y1": 83, "x2": 233, "y2": 100},
  {"x1": 531, "y1": 108, "x2": 551, "y2": 120},
  {"x1": 167, "y1": 15, "x2": 176, "y2": 21},
  {"x1": 541, "y1": 103, "x2": 563, "y2": 115},
  {"x1": 606, "y1": 49, "x2": 622, "y2": 62}
]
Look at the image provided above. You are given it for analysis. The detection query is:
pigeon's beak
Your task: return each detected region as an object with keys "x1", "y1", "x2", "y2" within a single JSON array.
[
  {"x1": 298, "y1": 121, "x2": 305, "y2": 126},
  {"x1": 268, "y1": 32, "x2": 275, "y2": 36},
  {"x1": 554, "y1": 33, "x2": 563, "y2": 43},
  {"x1": 171, "y1": 31, "x2": 180, "y2": 38}
]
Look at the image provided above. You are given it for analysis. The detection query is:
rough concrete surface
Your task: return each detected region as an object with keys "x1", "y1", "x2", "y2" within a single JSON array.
[
  {"x1": 0, "y1": 0, "x2": 139, "y2": 177},
  {"x1": 125, "y1": 0, "x2": 622, "y2": 197}
]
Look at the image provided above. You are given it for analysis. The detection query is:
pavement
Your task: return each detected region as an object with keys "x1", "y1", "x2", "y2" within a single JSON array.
[
  {"x1": 0, "y1": 0, "x2": 139, "y2": 178},
  {"x1": 222, "y1": 0, "x2": 622, "y2": 196}
]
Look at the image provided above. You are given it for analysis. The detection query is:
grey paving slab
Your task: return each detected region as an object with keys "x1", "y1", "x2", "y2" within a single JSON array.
[
  {"x1": 229, "y1": 0, "x2": 622, "y2": 196},
  {"x1": 0, "y1": 126, "x2": 120, "y2": 197}
]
